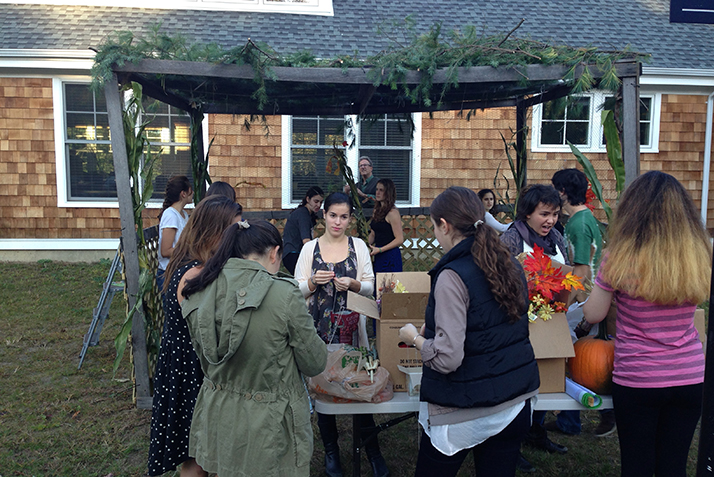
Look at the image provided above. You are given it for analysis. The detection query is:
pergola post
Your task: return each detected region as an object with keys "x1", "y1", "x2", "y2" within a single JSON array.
[
  {"x1": 621, "y1": 73, "x2": 640, "y2": 187},
  {"x1": 105, "y1": 74, "x2": 152, "y2": 409},
  {"x1": 516, "y1": 98, "x2": 528, "y2": 187}
]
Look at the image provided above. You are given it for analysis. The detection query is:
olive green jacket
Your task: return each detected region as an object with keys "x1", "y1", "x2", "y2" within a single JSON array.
[{"x1": 182, "y1": 258, "x2": 327, "y2": 477}]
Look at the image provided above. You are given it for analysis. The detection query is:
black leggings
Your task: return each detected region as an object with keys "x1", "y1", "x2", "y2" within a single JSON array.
[
  {"x1": 612, "y1": 382, "x2": 702, "y2": 477},
  {"x1": 415, "y1": 399, "x2": 531, "y2": 477}
]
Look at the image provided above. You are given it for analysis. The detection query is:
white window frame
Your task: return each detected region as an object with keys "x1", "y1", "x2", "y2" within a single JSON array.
[
  {"x1": 1, "y1": 0, "x2": 333, "y2": 15},
  {"x1": 281, "y1": 114, "x2": 421, "y2": 209},
  {"x1": 53, "y1": 78, "x2": 208, "y2": 208},
  {"x1": 531, "y1": 90, "x2": 661, "y2": 154}
]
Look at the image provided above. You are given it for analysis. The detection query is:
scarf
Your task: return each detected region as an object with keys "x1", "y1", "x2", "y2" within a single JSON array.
[{"x1": 514, "y1": 221, "x2": 558, "y2": 257}]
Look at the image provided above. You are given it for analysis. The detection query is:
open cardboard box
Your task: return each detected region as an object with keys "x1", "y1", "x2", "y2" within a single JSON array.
[
  {"x1": 529, "y1": 313, "x2": 576, "y2": 393},
  {"x1": 348, "y1": 272, "x2": 430, "y2": 392}
]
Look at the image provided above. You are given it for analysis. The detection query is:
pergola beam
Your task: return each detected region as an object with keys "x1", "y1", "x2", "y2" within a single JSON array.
[{"x1": 114, "y1": 60, "x2": 640, "y2": 85}]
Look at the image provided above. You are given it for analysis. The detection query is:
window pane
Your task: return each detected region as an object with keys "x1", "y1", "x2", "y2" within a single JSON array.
[
  {"x1": 640, "y1": 123, "x2": 651, "y2": 146},
  {"x1": 67, "y1": 113, "x2": 97, "y2": 140},
  {"x1": 291, "y1": 147, "x2": 344, "y2": 201},
  {"x1": 172, "y1": 115, "x2": 191, "y2": 143},
  {"x1": 94, "y1": 90, "x2": 107, "y2": 112},
  {"x1": 145, "y1": 116, "x2": 170, "y2": 143},
  {"x1": 386, "y1": 119, "x2": 412, "y2": 147},
  {"x1": 65, "y1": 84, "x2": 94, "y2": 112},
  {"x1": 293, "y1": 117, "x2": 318, "y2": 145},
  {"x1": 541, "y1": 122, "x2": 564, "y2": 145},
  {"x1": 151, "y1": 146, "x2": 193, "y2": 199},
  {"x1": 319, "y1": 118, "x2": 345, "y2": 146},
  {"x1": 566, "y1": 122, "x2": 589, "y2": 145},
  {"x1": 359, "y1": 148, "x2": 411, "y2": 202},
  {"x1": 640, "y1": 97, "x2": 652, "y2": 121},
  {"x1": 67, "y1": 143, "x2": 117, "y2": 198},
  {"x1": 95, "y1": 113, "x2": 110, "y2": 141},
  {"x1": 542, "y1": 100, "x2": 566, "y2": 120},
  {"x1": 360, "y1": 119, "x2": 386, "y2": 146},
  {"x1": 568, "y1": 98, "x2": 591, "y2": 121}
]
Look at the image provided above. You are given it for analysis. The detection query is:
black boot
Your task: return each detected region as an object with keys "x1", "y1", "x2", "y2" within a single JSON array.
[
  {"x1": 360, "y1": 415, "x2": 390, "y2": 477},
  {"x1": 365, "y1": 445, "x2": 390, "y2": 477},
  {"x1": 318, "y1": 413, "x2": 343, "y2": 477}
]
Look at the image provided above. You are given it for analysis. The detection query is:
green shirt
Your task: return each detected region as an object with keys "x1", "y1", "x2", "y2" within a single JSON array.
[{"x1": 564, "y1": 208, "x2": 602, "y2": 273}]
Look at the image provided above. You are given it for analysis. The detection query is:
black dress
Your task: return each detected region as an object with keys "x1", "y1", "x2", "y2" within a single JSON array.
[
  {"x1": 371, "y1": 218, "x2": 403, "y2": 272},
  {"x1": 147, "y1": 260, "x2": 203, "y2": 476}
]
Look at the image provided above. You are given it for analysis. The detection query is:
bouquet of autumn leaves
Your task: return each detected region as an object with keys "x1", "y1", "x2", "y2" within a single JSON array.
[{"x1": 518, "y1": 244, "x2": 585, "y2": 322}]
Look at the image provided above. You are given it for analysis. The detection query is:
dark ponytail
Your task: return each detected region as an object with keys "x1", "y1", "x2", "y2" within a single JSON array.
[
  {"x1": 430, "y1": 187, "x2": 526, "y2": 323},
  {"x1": 183, "y1": 220, "x2": 283, "y2": 297},
  {"x1": 159, "y1": 175, "x2": 191, "y2": 219}
]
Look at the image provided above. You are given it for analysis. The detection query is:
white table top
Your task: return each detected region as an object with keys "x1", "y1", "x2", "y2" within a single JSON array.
[{"x1": 314, "y1": 392, "x2": 613, "y2": 415}]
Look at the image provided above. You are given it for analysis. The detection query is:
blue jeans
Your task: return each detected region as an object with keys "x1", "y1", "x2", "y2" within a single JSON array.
[
  {"x1": 555, "y1": 410, "x2": 581, "y2": 435},
  {"x1": 156, "y1": 268, "x2": 166, "y2": 296}
]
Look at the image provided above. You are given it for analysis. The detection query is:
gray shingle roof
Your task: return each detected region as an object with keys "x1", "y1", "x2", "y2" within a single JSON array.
[{"x1": 0, "y1": 0, "x2": 712, "y2": 69}]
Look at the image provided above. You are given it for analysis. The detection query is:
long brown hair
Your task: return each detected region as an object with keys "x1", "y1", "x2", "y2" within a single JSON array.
[
  {"x1": 183, "y1": 221, "x2": 283, "y2": 298},
  {"x1": 603, "y1": 171, "x2": 711, "y2": 304},
  {"x1": 372, "y1": 179, "x2": 396, "y2": 223},
  {"x1": 430, "y1": 186, "x2": 526, "y2": 322},
  {"x1": 158, "y1": 175, "x2": 191, "y2": 220},
  {"x1": 163, "y1": 195, "x2": 242, "y2": 292}
]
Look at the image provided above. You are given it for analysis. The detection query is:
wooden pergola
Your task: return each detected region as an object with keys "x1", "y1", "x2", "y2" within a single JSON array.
[{"x1": 104, "y1": 59, "x2": 642, "y2": 408}]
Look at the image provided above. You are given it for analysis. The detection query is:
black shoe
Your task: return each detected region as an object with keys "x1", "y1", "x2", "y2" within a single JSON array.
[
  {"x1": 517, "y1": 453, "x2": 536, "y2": 473},
  {"x1": 525, "y1": 435, "x2": 568, "y2": 454}
]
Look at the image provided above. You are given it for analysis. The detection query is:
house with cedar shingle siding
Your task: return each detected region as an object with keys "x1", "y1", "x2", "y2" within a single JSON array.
[{"x1": 0, "y1": 0, "x2": 713, "y2": 261}]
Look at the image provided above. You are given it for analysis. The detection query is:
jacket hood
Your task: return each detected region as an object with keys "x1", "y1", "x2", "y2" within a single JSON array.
[{"x1": 182, "y1": 258, "x2": 274, "y2": 365}]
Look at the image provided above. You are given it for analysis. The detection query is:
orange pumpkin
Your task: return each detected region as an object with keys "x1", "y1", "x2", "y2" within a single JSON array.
[{"x1": 568, "y1": 332, "x2": 615, "y2": 395}]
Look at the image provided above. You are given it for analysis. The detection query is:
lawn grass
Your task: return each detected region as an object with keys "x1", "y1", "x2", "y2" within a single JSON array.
[{"x1": 0, "y1": 261, "x2": 701, "y2": 476}]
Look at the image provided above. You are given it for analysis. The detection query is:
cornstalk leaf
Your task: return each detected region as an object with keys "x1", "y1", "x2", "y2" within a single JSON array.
[
  {"x1": 602, "y1": 109, "x2": 625, "y2": 196},
  {"x1": 568, "y1": 142, "x2": 613, "y2": 223}
]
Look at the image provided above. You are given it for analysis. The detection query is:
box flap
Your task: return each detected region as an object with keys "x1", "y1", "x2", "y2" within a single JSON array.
[
  {"x1": 529, "y1": 313, "x2": 575, "y2": 359},
  {"x1": 347, "y1": 292, "x2": 380, "y2": 319},
  {"x1": 376, "y1": 272, "x2": 430, "y2": 299}
]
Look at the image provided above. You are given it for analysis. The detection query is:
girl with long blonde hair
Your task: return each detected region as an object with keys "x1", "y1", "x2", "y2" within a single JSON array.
[{"x1": 584, "y1": 171, "x2": 710, "y2": 477}]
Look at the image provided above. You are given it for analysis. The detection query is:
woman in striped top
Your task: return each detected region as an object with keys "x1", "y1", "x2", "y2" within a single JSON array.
[{"x1": 584, "y1": 171, "x2": 710, "y2": 477}]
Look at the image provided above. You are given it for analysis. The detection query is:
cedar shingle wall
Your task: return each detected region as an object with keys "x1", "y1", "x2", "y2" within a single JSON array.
[
  {"x1": 207, "y1": 115, "x2": 283, "y2": 211},
  {"x1": 2, "y1": 83, "x2": 713, "y2": 240},
  {"x1": 0, "y1": 77, "x2": 130, "y2": 239}
]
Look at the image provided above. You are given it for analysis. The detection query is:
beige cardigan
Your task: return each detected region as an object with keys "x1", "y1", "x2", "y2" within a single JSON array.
[{"x1": 294, "y1": 236, "x2": 375, "y2": 299}]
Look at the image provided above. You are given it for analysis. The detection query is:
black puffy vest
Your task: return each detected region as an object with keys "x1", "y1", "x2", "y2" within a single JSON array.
[{"x1": 420, "y1": 237, "x2": 540, "y2": 408}]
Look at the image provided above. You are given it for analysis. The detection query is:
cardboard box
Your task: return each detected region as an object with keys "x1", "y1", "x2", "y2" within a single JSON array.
[
  {"x1": 348, "y1": 272, "x2": 430, "y2": 392},
  {"x1": 529, "y1": 313, "x2": 576, "y2": 393}
]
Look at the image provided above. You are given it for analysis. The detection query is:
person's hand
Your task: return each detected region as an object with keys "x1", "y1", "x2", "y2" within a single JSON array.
[
  {"x1": 342, "y1": 184, "x2": 350, "y2": 194},
  {"x1": 333, "y1": 276, "x2": 352, "y2": 291},
  {"x1": 356, "y1": 188, "x2": 366, "y2": 198},
  {"x1": 370, "y1": 245, "x2": 381, "y2": 256},
  {"x1": 312, "y1": 270, "x2": 335, "y2": 286},
  {"x1": 399, "y1": 323, "x2": 419, "y2": 344},
  {"x1": 419, "y1": 323, "x2": 426, "y2": 336}
]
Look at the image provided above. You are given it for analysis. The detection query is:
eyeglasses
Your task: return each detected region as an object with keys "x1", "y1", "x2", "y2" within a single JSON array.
[{"x1": 359, "y1": 163, "x2": 372, "y2": 168}]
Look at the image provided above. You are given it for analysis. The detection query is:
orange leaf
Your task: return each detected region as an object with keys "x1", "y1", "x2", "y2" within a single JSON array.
[{"x1": 562, "y1": 272, "x2": 585, "y2": 291}]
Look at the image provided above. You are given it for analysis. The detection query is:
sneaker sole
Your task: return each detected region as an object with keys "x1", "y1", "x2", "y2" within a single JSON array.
[{"x1": 595, "y1": 426, "x2": 617, "y2": 437}]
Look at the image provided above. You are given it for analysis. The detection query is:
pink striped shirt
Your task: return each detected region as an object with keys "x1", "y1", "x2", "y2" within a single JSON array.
[{"x1": 595, "y1": 264, "x2": 704, "y2": 389}]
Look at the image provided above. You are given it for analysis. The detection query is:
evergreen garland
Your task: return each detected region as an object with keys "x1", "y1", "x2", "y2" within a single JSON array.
[{"x1": 91, "y1": 20, "x2": 648, "y2": 112}]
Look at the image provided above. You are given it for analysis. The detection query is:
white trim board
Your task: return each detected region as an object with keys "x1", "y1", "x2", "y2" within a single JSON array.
[{"x1": 0, "y1": 238, "x2": 120, "y2": 250}]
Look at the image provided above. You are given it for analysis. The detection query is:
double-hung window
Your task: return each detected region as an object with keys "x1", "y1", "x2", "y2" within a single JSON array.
[
  {"x1": 531, "y1": 91, "x2": 660, "y2": 153},
  {"x1": 54, "y1": 80, "x2": 194, "y2": 206},
  {"x1": 282, "y1": 114, "x2": 421, "y2": 207}
]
